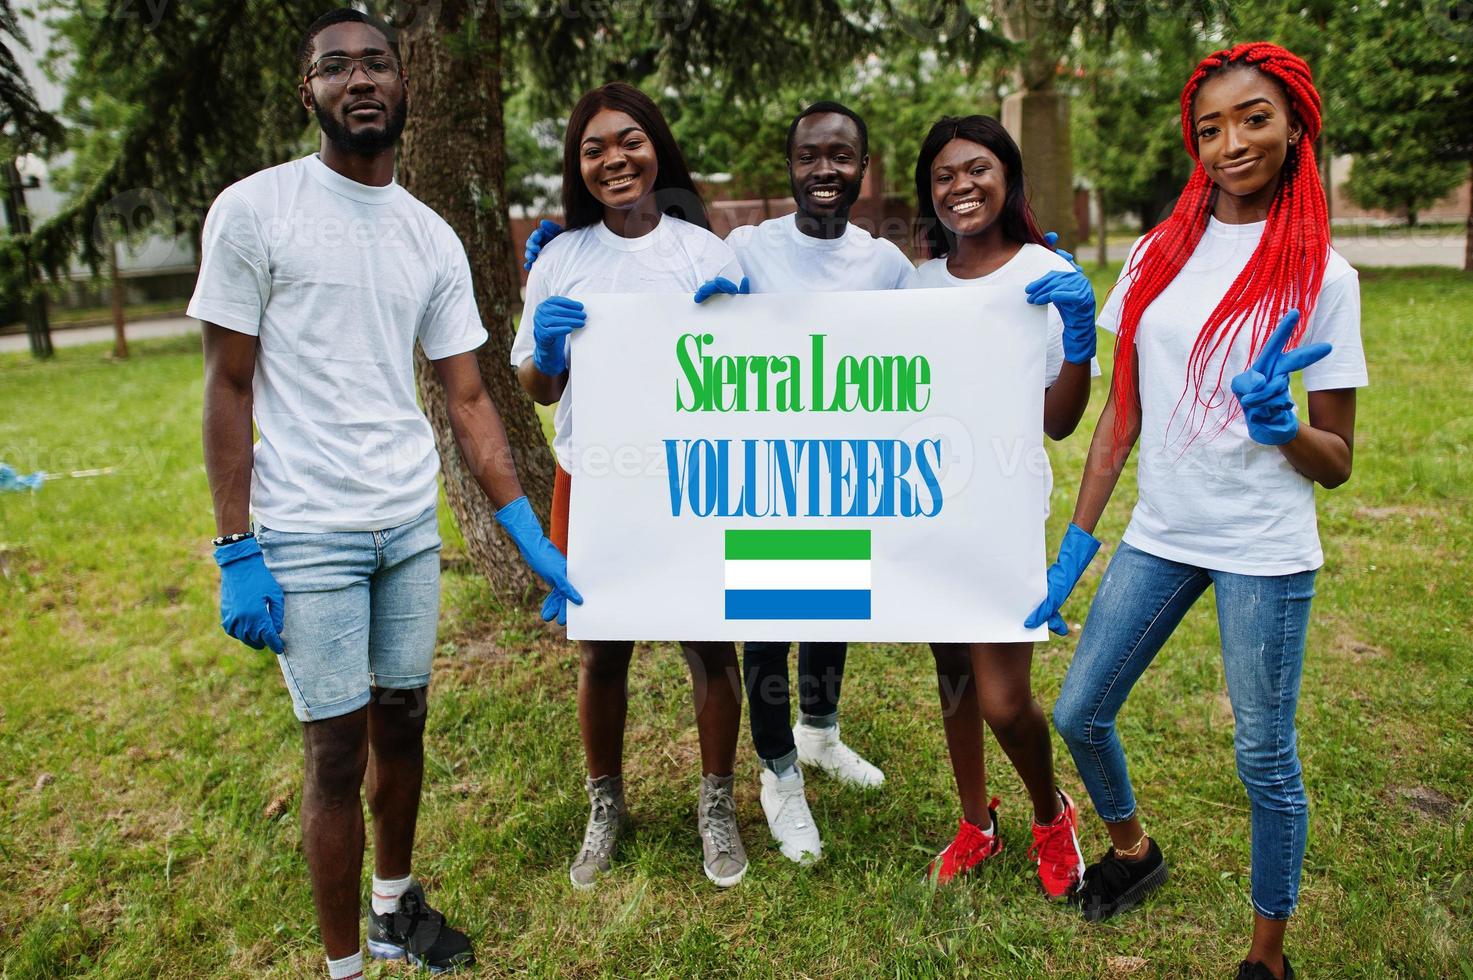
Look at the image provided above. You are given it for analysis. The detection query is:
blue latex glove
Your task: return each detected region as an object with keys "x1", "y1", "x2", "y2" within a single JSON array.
[
  {"x1": 1043, "y1": 231, "x2": 1081, "y2": 270},
  {"x1": 0, "y1": 463, "x2": 44, "y2": 493},
  {"x1": 1229, "y1": 310, "x2": 1333, "y2": 446},
  {"x1": 1024, "y1": 523, "x2": 1102, "y2": 636},
  {"x1": 1028, "y1": 236, "x2": 1095, "y2": 366},
  {"x1": 215, "y1": 536, "x2": 285, "y2": 653},
  {"x1": 1024, "y1": 268, "x2": 1097, "y2": 364},
  {"x1": 693, "y1": 276, "x2": 750, "y2": 304},
  {"x1": 531, "y1": 296, "x2": 585, "y2": 377},
  {"x1": 1041, "y1": 232, "x2": 1097, "y2": 364},
  {"x1": 494, "y1": 495, "x2": 584, "y2": 626},
  {"x1": 523, "y1": 219, "x2": 563, "y2": 270}
]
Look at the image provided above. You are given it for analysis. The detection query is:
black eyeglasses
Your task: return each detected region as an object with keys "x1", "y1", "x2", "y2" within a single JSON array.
[{"x1": 305, "y1": 55, "x2": 403, "y2": 86}]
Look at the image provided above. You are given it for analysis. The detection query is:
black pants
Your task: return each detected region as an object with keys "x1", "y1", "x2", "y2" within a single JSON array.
[{"x1": 741, "y1": 641, "x2": 847, "y2": 766}]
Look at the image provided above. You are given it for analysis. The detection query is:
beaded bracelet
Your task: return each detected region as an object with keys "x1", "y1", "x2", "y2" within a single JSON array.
[{"x1": 212, "y1": 531, "x2": 255, "y2": 547}]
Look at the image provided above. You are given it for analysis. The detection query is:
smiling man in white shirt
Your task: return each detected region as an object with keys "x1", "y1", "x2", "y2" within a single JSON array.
[{"x1": 194, "y1": 10, "x2": 577, "y2": 977}]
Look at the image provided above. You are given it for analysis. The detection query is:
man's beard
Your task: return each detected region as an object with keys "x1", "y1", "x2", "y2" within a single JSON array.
[
  {"x1": 791, "y1": 174, "x2": 863, "y2": 221},
  {"x1": 315, "y1": 98, "x2": 407, "y2": 155}
]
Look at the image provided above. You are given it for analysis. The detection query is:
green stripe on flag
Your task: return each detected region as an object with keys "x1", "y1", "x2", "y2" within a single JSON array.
[{"x1": 724, "y1": 529, "x2": 871, "y2": 561}]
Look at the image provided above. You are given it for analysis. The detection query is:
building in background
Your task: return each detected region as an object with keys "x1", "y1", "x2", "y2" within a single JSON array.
[{"x1": 1, "y1": 0, "x2": 195, "y2": 328}]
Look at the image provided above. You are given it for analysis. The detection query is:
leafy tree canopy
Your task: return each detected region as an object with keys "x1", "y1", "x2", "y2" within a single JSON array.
[{"x1": 0, "y1": 0, "x2": 62, "y2": 155}]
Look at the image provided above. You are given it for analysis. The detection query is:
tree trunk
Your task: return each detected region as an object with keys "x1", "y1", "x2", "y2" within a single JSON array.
[
  {"x1": 993, "y1": 0, "x2": 1078, "y2": 252},
  {"x1": 109, "y1": 241, "x2": 128, "y2": 360},
  {"x1": 1466, "y1": 160, "x2": 1472, "y2": 273},
  {"x1": 1095, "y1": 187, "x2": 1108, "y2": 268},
  {"x1": 1317, "y1": 133, "x2": 1331, "y2": 223},
  {"x1": 3, "y1": 158, "x2": 52, "y2": 359},
  {"x1": 398, "y1": 1, "x2": 554, "y2": 603},
  {"x1": 1001, "y1": 89, "x2": 1073, "y2": 248}
]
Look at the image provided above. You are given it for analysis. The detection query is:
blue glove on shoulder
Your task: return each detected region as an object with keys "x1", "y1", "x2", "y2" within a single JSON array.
[
  {"x1": 532, "y1": 296, "x2": 585, "y2": 377},
  {"x1": 524, "y1": 219, "x2": 563, "y2": 270},
  {"x1": 1024, "y1": 523, "x2": 1102, "y2": 637},
  {"x1": 495, "y1": 495, "x2": 584, "y2": 626},
  {"x1": 693, "y1": 276, "x2": 750, "y2": 304},
  {"x1": 1230, "y1": 310, "x2": 1332, "y2": 447},
  {"x1": 215, "y1": 536, "x2": 285, "y2": 653},
  {"x1": 1043, "y1": 231, "x2": 1081, "y2": 270}
]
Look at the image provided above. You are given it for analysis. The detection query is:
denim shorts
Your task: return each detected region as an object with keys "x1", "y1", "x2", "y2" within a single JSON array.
[{"x1": 256, "y1": 505, "x2": 441, "y2": 722}]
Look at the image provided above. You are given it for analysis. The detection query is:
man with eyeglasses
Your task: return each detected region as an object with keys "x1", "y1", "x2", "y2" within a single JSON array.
[{"x1": 191, "y1": 9, "x2": 578, "y2": 977}]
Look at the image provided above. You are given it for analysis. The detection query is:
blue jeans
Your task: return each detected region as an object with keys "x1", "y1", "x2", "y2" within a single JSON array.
[
  {"x1": 1052, "y1": 540, "x2": 1316, "y2": 919},
  {"x1": 256, "y1": 505, "x2": 441, "y2": 722},
  {"x1": 741, "y1": 642, "x2": 846, "y2": 771}
]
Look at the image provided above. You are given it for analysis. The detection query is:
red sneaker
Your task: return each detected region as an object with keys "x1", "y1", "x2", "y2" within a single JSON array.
[
  {"x1": 926, "y1": 798, "x2": 1002, "y2": 884},
  {"x1": 1029, "y1": 790, "x2": 1086, "y2": 899}
]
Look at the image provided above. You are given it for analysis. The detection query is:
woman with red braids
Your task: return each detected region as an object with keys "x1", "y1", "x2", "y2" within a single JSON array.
[{"x1": 1031, "y1": 43, "x2": 1367, "y2": 979}]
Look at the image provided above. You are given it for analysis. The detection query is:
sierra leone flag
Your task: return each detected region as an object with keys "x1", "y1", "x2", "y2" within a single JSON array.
[{"x1": 723, "y1": 529, "x2": 872, "y2": 620}]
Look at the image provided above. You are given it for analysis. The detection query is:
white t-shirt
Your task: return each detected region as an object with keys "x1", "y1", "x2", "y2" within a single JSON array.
[
  {"x1": 908, "y1": 243, "x2": 1104, "y2": 388},
  {"x1": 908, "y1": 243, "x2": 1102, "y2": 517},
  {"x1": 1099, "y1": 217, "x2": 1368, "y2": 574},
  {"x1": 510, "y1": 215, "x2": 743, "y2": 472},
  {"x1": 187, "y1": 153, "x2": 488, "y2": 533},
  {"x1": 725, "y1": 214, "x2": 914, "y2": 293}
]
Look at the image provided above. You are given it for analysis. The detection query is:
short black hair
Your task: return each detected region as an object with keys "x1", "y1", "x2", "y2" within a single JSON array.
[
  {"x1": 298, "y1": 8, "x2": 397, "y2": 78},
  {"x1": 785, "y1": 101, "x2": 868, "y2": 160}
]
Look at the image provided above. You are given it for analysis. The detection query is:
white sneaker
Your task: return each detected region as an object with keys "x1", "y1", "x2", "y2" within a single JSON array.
[
  {"x1": 794, "y1": 722, "x2": 885, "y2": 788},
  {"x1": 760, "y1": 768, "x2": 822, "y2": 865}
]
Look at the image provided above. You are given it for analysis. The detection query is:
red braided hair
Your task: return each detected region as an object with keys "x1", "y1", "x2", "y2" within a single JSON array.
[{"x1": 1109, "y1": 42, "x2": 1329, "y2": 452}]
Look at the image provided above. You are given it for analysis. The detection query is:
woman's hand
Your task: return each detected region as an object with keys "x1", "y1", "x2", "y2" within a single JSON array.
[
  {"x1": 693, "y1": 276, "x2": 750, "y2": 304},
  {"x1": 523, "y1": 219, "x2": 563, "y2": 270},
  {"x1": 1034, "y1": 230, "x2": 1098, "y2": 365},
  {"x1": 1025, "y1": 268, "x2": 1097, "y2": 365},
  {"x1": 532, "y1": 296, "x2": 585, "y2": 377},
  {"x1": 1230, "y1": 310, "x2": 1332, "y2": 446},
  {"x1": 1024, "y1": 523, "x2": 1102, "y2": 636}
]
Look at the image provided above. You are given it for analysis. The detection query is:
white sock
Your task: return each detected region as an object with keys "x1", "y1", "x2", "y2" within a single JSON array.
[
  {"x1": 371, "y1": 872, "x2": 413, "y2": 915},
  {"x1": 326, "y1": 950, "x2": 363, "y2": 979},
  {"x1": 775, "y1": 764, "x2": 801, "y2": 783}
]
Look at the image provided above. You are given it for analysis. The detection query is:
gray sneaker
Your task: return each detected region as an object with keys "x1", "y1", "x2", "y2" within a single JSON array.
[
  {"x1": 570, "y1": 774, "x2": 627, "y2": 890},
  {"x1": 698, "y1": 773, "x2": 748, "y2": 887}
]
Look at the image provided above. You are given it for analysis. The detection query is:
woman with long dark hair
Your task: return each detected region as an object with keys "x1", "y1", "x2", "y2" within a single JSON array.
[
  {"x1": 908, "y1": 114, "x2": 1099, "y2": 898},
  {"x1": 509, "y1": 82, "x2": 749, "y2": 891},
  {"x1": 1035, "y1": 44, "x2": 1366, "y2": 979}
]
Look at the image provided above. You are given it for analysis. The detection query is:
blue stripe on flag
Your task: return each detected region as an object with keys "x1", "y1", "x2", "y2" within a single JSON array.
[{"x1": 724, "y1": 589, "x2": 871, "y2": 620}]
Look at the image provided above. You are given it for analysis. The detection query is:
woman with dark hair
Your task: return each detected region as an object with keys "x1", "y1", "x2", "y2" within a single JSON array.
[
  {"x1": 1036, "y1": 44, "x2": 1365, "y2": 979},
  {"x1": 907, "y1": 114, "x2": 1099, "y2": 898},
  {"x1": 554, "y1": 83, "x2": 711, "y2": 234},
  {"x1": 509, "y1": 82, "x2": 749, "y2": 891}
]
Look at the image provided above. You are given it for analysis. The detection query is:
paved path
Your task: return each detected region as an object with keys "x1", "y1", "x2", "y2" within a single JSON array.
[
  {"x1": 1097, "y1": 229, "x2": 1465, "y2": 268},
  {"x1": 1330, "y1": 229, "x2": 1466, "y2": 268},
  {"x1": 0, "y1": 316, "x2": 200, "y2": 354}
]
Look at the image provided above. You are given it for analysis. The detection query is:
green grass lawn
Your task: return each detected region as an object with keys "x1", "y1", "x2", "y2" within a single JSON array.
[{"x1": 2, "y1": 267, "x2": 1470, "y2": 978}]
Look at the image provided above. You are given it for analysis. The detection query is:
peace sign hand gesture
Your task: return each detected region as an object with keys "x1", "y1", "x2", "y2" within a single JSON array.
[{"x1": 1229, "y1": 310, "x2": 1333, "y2": 446}]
